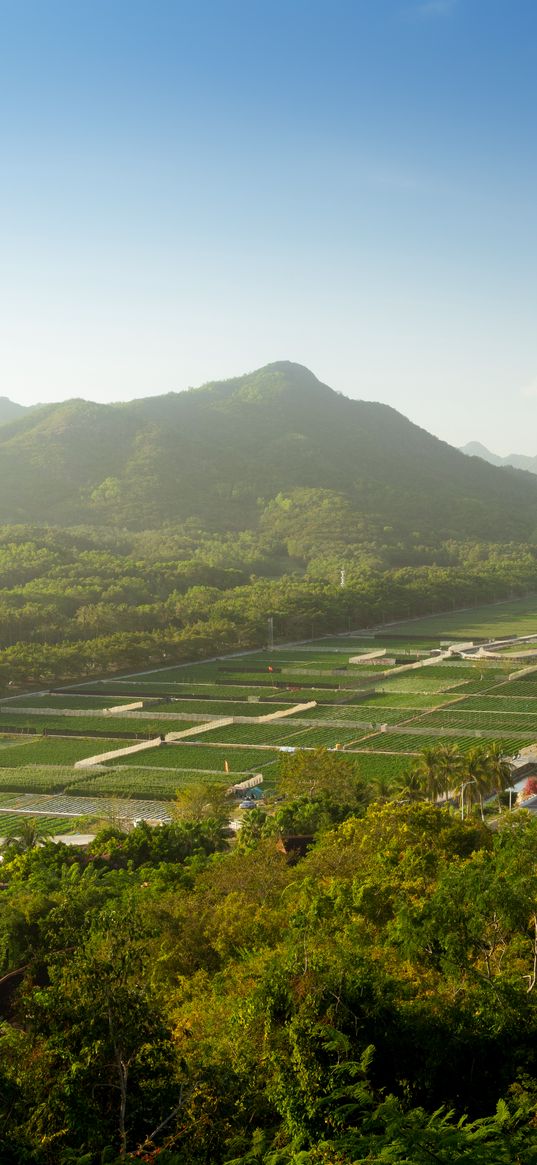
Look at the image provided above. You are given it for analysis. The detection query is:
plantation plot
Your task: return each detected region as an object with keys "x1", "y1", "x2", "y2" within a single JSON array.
[
  {"x1": 0, "y1": 767, "x2": 91, "y2": 794},
  {"x1": 0, "y1": 790, "x2": 172, "y2": 823},
  {"x1": 494, "y1": 679, "x2": 537, "y2": 698},
  {"x1": 0, "y1": 694, "x2": 139, "y2": 710},
  {"x1": 0, "y1": 738, "x2": 126, "y2": 767},
  {"x1": 351, "y1": 752, "x2": 412, "y2": 782},
  {"x1": 105, "y1": 742, "x2": 281, "y2": 774},
  {"x1": 0, "y1": 813, "x2": 89, "y2": 838},
  {"x1": 299, "y1": 704, "x2": 429, "y2": 725},
  {"x1": 73, "y1": 768, "x2": 231, "y2": 800},
  {"x1": 0, "y1": 712, "x2": 200, "y2": 737},
  {"x1": 348, "y1": 731, "x2": 531, "y2": 755},
  {"x1": 375, "y1": 674, "x2": 469, "y2": 694},
  {"x1": 459, "y1": 695, "x2": 537, "y2": 713},
  {"x1": 151, "y1": 698, "x2": 293, "y2": 716},
  {"x1": 418, "y1": 709, "x2": 537, "y2": 733},
  {"x1": 74, "y1": 678, "x2": 298, "y2": 699},
  {"x1": 182, "y1": 720, "x2": 369, "y2": 747},
  {"x1": 377, "y1": 597, "x2": 537, "y2": 639},
  {"x1": 0, "y1": 736, "x2": 34, "y2": 749}
]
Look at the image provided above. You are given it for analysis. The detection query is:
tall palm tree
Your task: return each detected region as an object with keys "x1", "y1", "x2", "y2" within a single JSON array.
[
  {"x1": 369, "y1": 773, "x2": 397, "y2": 802},
  {"x1": 394, "y1": 768, "x2": 425, "y2": 802},
  {"x1": 409, "y1": 745, "x2": 463, "y2": 804},
  {"x1": 484, "y1": 742, "x2": 513, "y2": 811},
  {"x1": 14, "y1": 817, "x2": 40, "y2": 852},
  {"x1": 460, "y1": 747, "x2": 490, "y2": 820}
]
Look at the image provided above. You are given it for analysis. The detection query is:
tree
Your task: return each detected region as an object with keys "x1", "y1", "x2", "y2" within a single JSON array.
[
  {"x1": 171, "y1": 781, "x2": 230, "y2": 829},
  {"x1": 277, "y1": 748, "x2": 366, "y2": 809},
  {"x1": 22, "y1": 906, "x2": 179, "y2": 1159},
  {"x1": 409, "y1": 745, "x2": 463, "y2": 803},
  {"x1": 520, "y1": 776, "x2": 537, "y2": 802}
]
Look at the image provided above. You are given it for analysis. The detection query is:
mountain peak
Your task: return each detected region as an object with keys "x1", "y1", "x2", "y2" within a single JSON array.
[{"x1": 460, "y1": 442, "x2": 537, "y2": 475}]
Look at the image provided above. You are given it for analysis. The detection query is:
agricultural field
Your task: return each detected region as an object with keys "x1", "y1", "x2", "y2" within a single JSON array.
[
  {"x1": 73, "y1": 769, "x2": 232, "y2": 800},
  {"x1": 104, "y1": 743, "x2": 281, "y2": 774},
  {"x1": 0, "y1": 766, "x2": 91, "y2": 794},
  {"x1": 377, "y1": 596, "x2": 537, "y2": 639},
  {"x1": 0, "y1": 813, "x2": 94, "y2": 839},
  {"x1": 3, "y1": 694, "x2": 140, "y2": 710},
  {"x1": 0, "y1": 711, "x2": 200, "y2": 737},
  {"x1": 2, "y1": 594, "x2": 537, "y2": 818},
  {"x1": 0, "y1": 738, "x2": 125, "y2": 767},
  {"x1": 184, "y1": 721, "x2": 367, "y2": 747}
]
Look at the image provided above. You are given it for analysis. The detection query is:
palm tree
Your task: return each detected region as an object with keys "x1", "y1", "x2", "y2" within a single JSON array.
[
  {"x1": 459, "y1": 747, "x2": 490, "y2": 820},
  {"x1": 369, "y1": 773, "x2": 397, "y2": 802},
  {"x1": 484, "y1": 742, "x2": 513, "y2": 811},
  {"x1": 14, "y1": 817, "x2": 40, "y2": 852},
  {"x1": 393, "y1": 768, "x2": 425, "y2": 802},
  {"x1": 410, "y1": 745, "x2": 463, "y2": 804}
]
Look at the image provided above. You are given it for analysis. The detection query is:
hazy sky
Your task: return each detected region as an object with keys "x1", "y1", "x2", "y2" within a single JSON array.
[{"x1": 1, "y1": 0, "x2": 536, "y2": 453}]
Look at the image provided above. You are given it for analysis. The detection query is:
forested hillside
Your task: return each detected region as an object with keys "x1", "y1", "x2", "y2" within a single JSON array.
[
  {"x1": 2, "y1": 795, "x2": 537, "y2": 1164},
  {"x1": 2, "y1": 362, "x2": 537, "y2": 539}
]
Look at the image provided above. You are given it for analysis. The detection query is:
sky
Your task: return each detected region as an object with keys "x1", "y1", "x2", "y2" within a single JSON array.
[{"x1": 1, "y1": 0, "x2": 536, "y2": 453}]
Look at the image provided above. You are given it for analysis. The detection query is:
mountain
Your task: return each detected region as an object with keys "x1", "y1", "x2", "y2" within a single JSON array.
[
  {"x1": 1, "y1": 361, "x2": 537, "y2": 540},
  {"x1": 0, "y1": 397, "x2": 26, "y2": 426},
  {"x1": 460, "y1": 441, "x2": 537, "y2": 475}
]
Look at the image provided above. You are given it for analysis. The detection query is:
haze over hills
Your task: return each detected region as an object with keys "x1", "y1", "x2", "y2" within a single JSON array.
[
  {"x1": 1, "y1": 361, "x2": 537, "y2": 541},
  {"x1": 460, "y1": 441, "x2": 537, "y2": 476},
  {"x1": 0, "y1": 397, "x2": 27, "y2": 425}
]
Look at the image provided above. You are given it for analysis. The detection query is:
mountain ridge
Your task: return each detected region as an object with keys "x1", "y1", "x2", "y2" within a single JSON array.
[
  {"x1": 460, "y1": 440, "x2": 537, "y2": 475},
  {"x1": 0, "y1": 397, "x2": 27, "y2": 426},
  {"x1": 1, "y1": 362, "x2": 537, "y2": 540}
]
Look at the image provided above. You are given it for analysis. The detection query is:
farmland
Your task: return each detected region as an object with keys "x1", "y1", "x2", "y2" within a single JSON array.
[{"x1": 1, "y1": 594, "x2": 537, "y2": 817}]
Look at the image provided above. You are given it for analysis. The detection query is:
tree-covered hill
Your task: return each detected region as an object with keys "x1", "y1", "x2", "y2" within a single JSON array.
[{"x1": 1, "y1": 361, "x2": 537, "y2": 539}]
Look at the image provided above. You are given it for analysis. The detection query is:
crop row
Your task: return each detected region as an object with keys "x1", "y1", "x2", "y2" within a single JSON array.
[
  {"x1": 347, "y1": 732, "x2": 530, "y2": 755},
  {"x1": 1, "y1": 712, "x2": 203, "y2": 736},
  {"x1": 73, "y1": 769, "x2": 231, "y2": 799},
  {"x1": 185, "y1": 720, "x2": 369, "y2": 747},
  {"x1": 107, "y1": 743, "x2": 281, "y2": 773},
  {"x1": 0, "y1": 738, "x2": 125, "y2": 767},
  {"x1": 457, "y1": 695, "x2": 537, "y2": 713},
  {"x1": 376, "y1": 675, "x2": 469, "y2": 694},
  {"x1": 379, "y1": 598, "x2": 537, "y2": 638},
  {"x1": 151, "y1": 698, "x2": 293, "y2": 716},
  {"x1": 2, "y1": 694, "x2": 136, "y2": 710},
  {"x1": 497, "y1": 680, "x2": 537, "y2": 698},
  {"x1": 418, "y1": 710, "x2": 537, "y2": 732},
  {"x1": 0, "y1": 766, "x2": 91, "y2": 793},
  {"x1": 0, "y1": 814, "x2": 85, "y2": 838},
  {"x1": 300, "y1": 704, "x2": 426, "y2": 725}
]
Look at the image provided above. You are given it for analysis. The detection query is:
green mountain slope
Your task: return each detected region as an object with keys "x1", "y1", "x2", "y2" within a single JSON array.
[{"x1": 1, "y1": 361, "x2": 537, "y2": 540}]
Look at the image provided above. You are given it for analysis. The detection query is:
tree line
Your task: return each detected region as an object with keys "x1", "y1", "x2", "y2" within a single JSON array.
[{"x1": 0, "y1": 524, "x2": 536, "y2": 692}]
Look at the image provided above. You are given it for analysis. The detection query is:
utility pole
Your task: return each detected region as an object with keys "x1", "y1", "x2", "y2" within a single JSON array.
[{"x1": 267, "y1": 615, "x2": 274, "y2": 652}]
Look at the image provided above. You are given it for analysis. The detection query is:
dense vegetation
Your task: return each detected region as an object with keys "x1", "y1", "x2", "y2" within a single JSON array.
[
  {"x1": 1, "y1": 362, "x2": 537, "y2": 538},
  {"x1": 3, "y1": 362, "x2": 537, "y2": 1161},
  {"x1": 2, "y1": 765, "x2": 537, "y2": 1164},
  {"x1": 1, "y1": 521, "x2": 537, "y2": 693}
]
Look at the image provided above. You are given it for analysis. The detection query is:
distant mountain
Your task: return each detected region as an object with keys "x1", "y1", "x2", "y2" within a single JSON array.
[
  {"x1": 460, "y1": 441, "x2": 537, "y2": 475},
  {"x1": 1, "y1": 361, "x2": 537, "y2": 541},
  {"x1": 0, "y1": 397, "x2": 26, "y2": 426}
]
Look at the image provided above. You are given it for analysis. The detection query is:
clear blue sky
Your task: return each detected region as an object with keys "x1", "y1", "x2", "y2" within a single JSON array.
[{"x1": 1, "y1": 0, "x2": 536, "y2": 452}]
